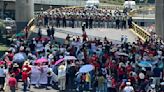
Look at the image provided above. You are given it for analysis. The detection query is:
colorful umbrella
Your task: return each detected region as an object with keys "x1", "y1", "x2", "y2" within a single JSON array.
[
  {"x1": 55, "y1": 58, "x2": 64, "y2": 65},
  {"x1": 16, "y1": 33, "x2": 25, "y2": 37},
  {"x1": 79, "y1": 64, "x2": 94, "y2": 73},
  {"x1": 13, "y1": 53, "x2": 27, "y2": 63},
  {"x1": 138, "y1": 61, "x2": 152, "y2": 67},
  {"x1": 0, "y1": 61, "x2": 4, "y2": 65},
  {"x1": 35, "y1": 37, "x2": 50, "y2": 41},
  {"x1": 35, "y1": 58, "x2": 48, "y2": 64},
  {"x1": 64, "y1": 56, "x2": 77, "y2": 60},
  {"x1": 116, "y1": 52, "x2": 129, "y2": 57}
]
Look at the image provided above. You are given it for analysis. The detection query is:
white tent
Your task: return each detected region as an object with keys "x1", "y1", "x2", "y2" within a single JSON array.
[
  {"x1": 86, "y1": 0, "x2": 100, "y2": 7},
  {"x1": 124, "y1": 1, "x2": 136, "y2": 9}
]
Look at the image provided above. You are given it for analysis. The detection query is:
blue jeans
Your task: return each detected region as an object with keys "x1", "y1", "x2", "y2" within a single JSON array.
[
  {"x1": 23, "y1": 81, "x2": 28, "y2": 92},
  {"x1": 10, "y1": 86, "x2": 15, "y2": 92}
]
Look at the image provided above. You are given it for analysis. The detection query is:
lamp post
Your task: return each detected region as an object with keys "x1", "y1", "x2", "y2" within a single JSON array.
[
  {"x1": 140, "y1": 0, "x2": 145, "y2": 26},
  {"x1": 1, "y1": 0, "x2": 4, "y2": 19}
]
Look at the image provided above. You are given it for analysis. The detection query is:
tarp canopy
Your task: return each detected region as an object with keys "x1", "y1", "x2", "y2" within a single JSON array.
[
  {"x1": 124, "y1": 1, "x2": 136, "y2": 9},
  {"x1": 86, "y1": 0, "x2": 100, "y2": 6}
]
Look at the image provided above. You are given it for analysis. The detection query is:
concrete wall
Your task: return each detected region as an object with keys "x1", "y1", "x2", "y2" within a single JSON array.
[
  {"x1": 1, "y1": 0, "x2": 85, "y2": 6},
  {"x1": 15, "y1": 0, "x2": 34, "y2": 32},
  {"x1": 155, "y1": 0, "x2": 164, "y2": 39}
]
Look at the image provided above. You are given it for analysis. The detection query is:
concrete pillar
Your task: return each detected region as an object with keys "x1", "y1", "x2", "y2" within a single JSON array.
[
  {"x1": 15, "y1": 0, "x2": 34, "y2": 32},
  {"x1": 155, "y1": 0, "x2": 164, "y2": 39}
]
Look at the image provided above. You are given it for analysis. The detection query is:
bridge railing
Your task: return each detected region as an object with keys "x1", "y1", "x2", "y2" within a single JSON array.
[
  {"x1": 27, "y1": 17, "x2": 35, "y2": 32},
  {"x1": 131, "y1": 22, "x2": 151, "y2": 42}
]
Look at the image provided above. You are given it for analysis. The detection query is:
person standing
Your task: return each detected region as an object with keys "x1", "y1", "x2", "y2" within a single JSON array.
[
  {"x1": 85, "y1": 17, "x2": 88, "y2": 28},
  {"x1": 8, "y1": 74, "x2": 17, "y2": 92},
  {"x1": 24, "y1": 26, "x2": 29, "y2": 39},
  {"x1": 47, "y1": 26, "x2": 51, "y2": 38},
  {"x1": 123, "y1": 82, "x2": 134, "y2": 92},
  {"x1": 71, "y1": 16, "x2": 75, "y2": 28},
  {"x1": 152, "y1": 64, "x2": 162, "y2": 86},
  {"x1": 51, "y1": 26, "x2": 55, "y2": 39},
  {"x1": 46, "y1": 65, "x2": 53, "y2": 90},
  {"x1": 82, "y1": 30, "x2": 88, "y2": 42},
  {"x1": 97, "y1": 73, "x2": 105, "y2": 92},
  {"x1": 22, "y1": 61, "x2": 32, "y2": 89},
  {"x1": 58, "y1": 63, "x2": 67, "y2": 91},
  {"x1": 128, "y1": 17, "x2": 133, "y2": 28},
  {"x1": 89, "y1": 17, "x2": 93, "y2": 29},
  {"x1": 82, "y1": 22, "x2": 86, "y2": 32},
  {"x1": 44, "y1": 15, "x2": 49, "y2": 27},
  {"x1": 11, "y1": 63, "x2": 20, "y2": 89},
  {"x1": 56, "y1": 16, "x2": 60, "y2": 27},
  {"x1": 38, "y1": 27, "x2": 42, "y2": 40},
  {"x1": 0, "y1": 65, "x2": 6, "y2": 91},
  {"x1": 62, "y1": 16, "x2": 66, "y2": 27},
  {"x1": 22, "y1": 68, "x2": 28, "y2": 92},
  {"x1": 67, "y1": 63, "x2": 76, "y2": 91},
  {"x1": 116, "y1": 17, "x2": 120, "y2": 29}
]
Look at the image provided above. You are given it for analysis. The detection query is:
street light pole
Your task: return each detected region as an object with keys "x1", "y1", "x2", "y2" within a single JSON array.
[
  {"x1": 140, "y1": 0, "x2": 144, "y2": 26},
  {"x1": 1, "y1": 0, "x2": 4, "y2": 19}
]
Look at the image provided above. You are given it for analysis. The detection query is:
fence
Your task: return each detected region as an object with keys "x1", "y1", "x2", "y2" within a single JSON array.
[{"x1": 130, "y1": 22, "x2": 150, "y2": 42}]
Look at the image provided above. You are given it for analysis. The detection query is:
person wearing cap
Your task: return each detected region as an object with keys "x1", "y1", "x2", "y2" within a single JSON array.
[
  {"x1": 8, "y1": 74, "x2": 17, "y2": 92},
  {"x1": 123, "y1": 82, "x2": 134, "y2": 92},
  {"x1": 22, "y1": 68, "x2": 29, "y2": 91},
  {"x1": 11, "y1": 63, "x2": 20, "y2": 89},
  {"x1": 22, "y1": 60, "x2": 31, "y2": 76},
  {"x1": 58, "y1": 62, "x2": 67, "y2": 91},
  {"x1": 23, "y1": 61, "x2": 31, "y2": 88}
]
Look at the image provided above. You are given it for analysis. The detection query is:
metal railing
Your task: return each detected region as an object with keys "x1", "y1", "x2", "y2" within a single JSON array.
[{"x1": 131, "y1": 22, "x2": 151, "y2": 42}]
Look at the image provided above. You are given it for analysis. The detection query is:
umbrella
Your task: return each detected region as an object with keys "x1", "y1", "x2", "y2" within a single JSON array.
[
  {"x1": 64, "y1": 56, "x2": 77, "y2": 60},
  {"x1": 13, "y1": 53, "x2": 27, "y2": 63},
  {"x1": 35, "y1": 58, "x2": 48, "y2": 64},
  {"x1": 116, "y1": 52, "x2": 129, "y2": 57},
  {"x1": 16, "y1": 33, "x2": 25, "y2": 37},
  {"x1": 79, "y1": 64, "x2": 94, "y2": 73},
  {"x1": 55, "y1": 58, "x2": 64, "y2": 65},
  {"x1": 0, "y1": 61, "x2": 4, "y2": 65},
  {"x1": 35, "y1": 37, "x2": 50, "y2": 41},
  {"x1": 138, "y1": 61, "x2": 152, "y2": 67}
]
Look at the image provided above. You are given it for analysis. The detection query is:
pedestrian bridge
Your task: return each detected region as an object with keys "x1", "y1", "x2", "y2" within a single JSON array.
[
  {"x1": 26, "y1": 7, "x2": 151, "y2": 44},
  {"x1": 27, "y1": 20, "x2": 150, "y2": 44}
]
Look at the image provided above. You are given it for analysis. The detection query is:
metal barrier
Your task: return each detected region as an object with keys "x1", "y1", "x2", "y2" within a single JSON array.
[
  {"x1": 27, "y1": 18, "x2": 35, "y2": 30},
  {"x1": 130, "y1": 22, "x2": 151, "y2": 42}
]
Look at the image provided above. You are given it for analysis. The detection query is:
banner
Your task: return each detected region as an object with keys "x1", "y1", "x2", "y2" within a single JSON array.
[{"x1": 30, "y1": 66, "x2": 48, "y2": 84}]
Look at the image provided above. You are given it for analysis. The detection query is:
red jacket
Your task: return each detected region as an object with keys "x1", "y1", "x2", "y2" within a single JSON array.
[
  {"x1": 8, "y1": 77, "x2": 17, "y2": 87},
  {"x1": 22, "y1": 72, "x2": 28, "y2": 81}
]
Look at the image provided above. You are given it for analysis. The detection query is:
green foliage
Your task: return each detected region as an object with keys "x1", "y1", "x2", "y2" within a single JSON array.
[{"x1": 0, "y1": 21, "x2": 5, "y2": 32}]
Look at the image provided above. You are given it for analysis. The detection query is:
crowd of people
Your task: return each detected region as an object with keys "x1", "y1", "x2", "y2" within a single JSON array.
[
  {"x1": 36, "y1": 7, "x2": 132, "y2": 29},
  {"x1": 0, "y1": 7, "x2": 163, "y2": 92}
]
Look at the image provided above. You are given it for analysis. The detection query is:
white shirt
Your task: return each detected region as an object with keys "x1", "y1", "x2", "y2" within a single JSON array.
[
  {"x1": 0, "y1": 68, "x2": 6, "y2": 77},
  {"x1": 123, "y1": 86, "x2": 134, "y2": 92},
  {"x1": 58, "y1": 66, "x2": 66, "y2": 78}
]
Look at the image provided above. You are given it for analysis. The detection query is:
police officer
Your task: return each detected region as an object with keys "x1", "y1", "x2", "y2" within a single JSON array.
[
  {"x1": 62, "y1": 16, "x2": 66, "y2": 27},
  {"x1": 89, "y1": 17, "x2": 93, "y2": 29},
  {"x1": 47, "y1": 26, "x2": 51, "y2": 38}
]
